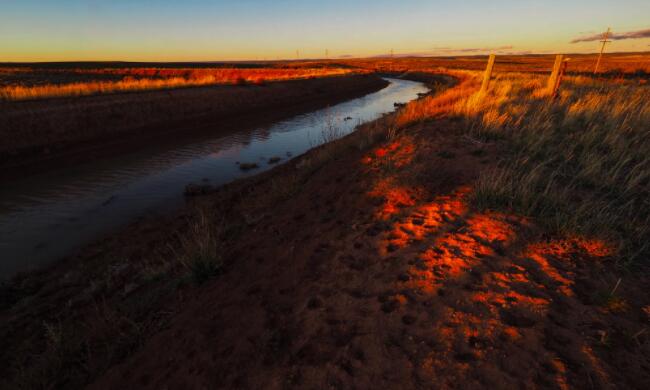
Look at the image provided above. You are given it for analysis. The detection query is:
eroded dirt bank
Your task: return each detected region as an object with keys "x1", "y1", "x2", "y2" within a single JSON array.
[
  {"x1": 90, "y1": 124, "x2": 650, "y2": 390},
  {"x1": 0, "y1": 74, "x2": 387, "y2": 178},
  {"x1": 1, "y1": 74, "x2": 648, "y2": 389}
]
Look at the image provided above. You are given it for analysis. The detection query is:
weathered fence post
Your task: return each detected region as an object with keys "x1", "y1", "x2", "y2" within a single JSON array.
[
  {"x1": 547, "y1": 54, "x2": 564, "y2": 93},
  {"x1": 547, "y1": 55, "x2": 570, "y2": 99},
  {"x1": 480, "y1": 54, "x2": 496, "y2": 94}
]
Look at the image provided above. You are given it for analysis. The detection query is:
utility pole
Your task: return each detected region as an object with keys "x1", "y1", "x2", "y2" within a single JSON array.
[
  {"x1": 325, "y1": 49, "x2": 329, "y2": 60},
  {"x1": 390, "y1": 48, "x2": 394, "y2": 58},
  {"x1": 594, "y1": 27, "x2": 611, "y2": 74}
]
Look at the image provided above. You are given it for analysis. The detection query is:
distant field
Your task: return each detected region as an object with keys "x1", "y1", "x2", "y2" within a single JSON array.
[
  {"x1": 338, "y1": 52, "x2": 650, "y2": 76},
  {"x1": 0, "y1": 64, "x2": 361, "y2": 101},
  {"x1": 2, "y1": 53, "x2": 646, "y2": 101}
]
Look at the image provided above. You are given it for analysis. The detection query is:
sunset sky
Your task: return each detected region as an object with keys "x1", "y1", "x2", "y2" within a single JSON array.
[{"x1": 1, "y1": 0, "x2": 649, "y2": 62}]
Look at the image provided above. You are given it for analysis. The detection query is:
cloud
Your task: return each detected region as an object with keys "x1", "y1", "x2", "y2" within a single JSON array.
[
  {"x1": 571, "y1": 28, "x2": 650, "y2": 43},
  {"x1": 503, "y1": 50, "x2": 533, "y2": 56},
  {"x1": 375, "y1": 46, "x2": 517, "y2": 58},
  {"x1": 433, "y1": 45, "x2": 513, "y2": 54}
]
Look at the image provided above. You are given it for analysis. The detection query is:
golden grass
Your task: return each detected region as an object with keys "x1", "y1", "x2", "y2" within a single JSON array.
[
  {"x1": 396, "y1": 70, "x2": 480, "y2": 126},
  {"x1": 0, "y1": 67, "x2": 359, "y2": 101},
  {"x1": 343, "y1": 53, "x2": 650, "y2": 75},
  {"x1": 176, "y1": 208, "x2": 224, "y2": 285},
  {"x1": 394, "y1": 67, "x2": 650, "y2": 266}
]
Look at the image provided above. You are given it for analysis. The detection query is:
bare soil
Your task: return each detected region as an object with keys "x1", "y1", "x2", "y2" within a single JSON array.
[{"x1": 92, "y1": 121, "x2": 650, "y2": 390}]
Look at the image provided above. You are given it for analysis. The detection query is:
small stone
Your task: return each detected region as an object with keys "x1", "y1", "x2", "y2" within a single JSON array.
[
  {"x1": 398, "y1": 273, "x2": 411, "y2": 282},
  {"x1": 402, "y1": 315, "x2": 417, "y2": 325},
  {"x1": 307, "y1": 297, "x2": 323, "y2": 309},
  {"x1": 381, "y1": 300, "x2": 400, "y2": 313}
]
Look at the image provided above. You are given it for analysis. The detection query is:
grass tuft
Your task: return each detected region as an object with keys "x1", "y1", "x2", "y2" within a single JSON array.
[{"x1": 178, "y1": 210, "x2": 224, "y2": 285}]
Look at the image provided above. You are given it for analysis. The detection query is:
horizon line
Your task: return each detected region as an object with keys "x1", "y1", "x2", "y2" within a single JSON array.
[{"x1": 2, "y1": 50, "x2": 649, "y2": 65}]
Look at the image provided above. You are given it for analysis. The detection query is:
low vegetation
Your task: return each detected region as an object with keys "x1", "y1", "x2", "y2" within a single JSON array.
[
  {"x1": 345, "y1": 52, "x2": 650, "y2": 76},
  {"x1": 0, "y1": 66, "x2": 360, "y2": 101},
  {"x1": 395, "y1": 67, "x2": 649, "y2": 267},
  {"x1": 466, "y1": 73, "x2": 649, "y2": 266},
  {"x1": 177, "y1": 210, "x2": 224, "y2": 285}
]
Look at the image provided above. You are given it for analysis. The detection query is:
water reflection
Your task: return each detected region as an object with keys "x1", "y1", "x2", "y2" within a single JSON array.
[{"x1": 0, "y1": 78, "x2": 429, "y2": 278}]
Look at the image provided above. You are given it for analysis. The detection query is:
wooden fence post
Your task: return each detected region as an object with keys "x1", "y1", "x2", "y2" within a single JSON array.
[
  {"x1": 548, "y1": 55, "x2": 570, "y2": 99},
  {"x1": 547, "y1": 54, "x2": 564, "y2": 93},
  {"x1": 556, "y1": 58, "x2": 570, "y2": 97},
  {"x1": 480, "y1": 54, "x2": 496, "y2": 94}
]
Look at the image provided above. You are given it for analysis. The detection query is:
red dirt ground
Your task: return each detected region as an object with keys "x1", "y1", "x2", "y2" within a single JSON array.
[{"x1": 86, "y1": 119, "x2": 650, "y2": 389}]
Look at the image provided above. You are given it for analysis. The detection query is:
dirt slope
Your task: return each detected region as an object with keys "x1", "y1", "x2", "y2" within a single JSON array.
[{"x1": 90, "y1": 119, "x2": 650, "y2": 389}]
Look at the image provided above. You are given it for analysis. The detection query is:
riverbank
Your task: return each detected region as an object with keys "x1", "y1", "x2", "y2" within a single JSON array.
[
  {"x1": 0, "y1": 74, "x2": 387, "y2": 179},
  {"x1": 1, "y1": 71, "x2": 648, "y2": 389}
]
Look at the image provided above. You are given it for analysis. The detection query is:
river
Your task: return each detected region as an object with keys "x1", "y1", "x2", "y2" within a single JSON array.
[{"x1": 0, "y1": 77, "x2": 429, "y2": 279}]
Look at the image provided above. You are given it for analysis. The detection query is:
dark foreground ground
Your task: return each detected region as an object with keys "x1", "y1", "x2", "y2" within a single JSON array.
[{"x1": 1, "y1": 73, "x2": 648, "y2": 389}]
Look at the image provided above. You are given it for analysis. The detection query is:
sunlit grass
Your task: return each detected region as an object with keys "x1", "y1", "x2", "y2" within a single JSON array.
[
  {"x1": 394, "y1": 68, "x2": 650, "y2": 266},
  {"x1": 344, "y1": 53, "x2": 650, "y2": 75},
  {"x1": 0, "y1": 67, "x2": 360, "y2": 101}
]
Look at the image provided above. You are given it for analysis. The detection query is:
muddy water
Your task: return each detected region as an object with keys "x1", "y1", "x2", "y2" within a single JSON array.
[{"x1": 0, "y1": 78, "x2": 428, "y2": 279}]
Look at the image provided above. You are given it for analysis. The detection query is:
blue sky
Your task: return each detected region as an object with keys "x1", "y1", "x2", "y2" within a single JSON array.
[{"x1": 1, "y1": 0, "x2": 649, "y2": 61}]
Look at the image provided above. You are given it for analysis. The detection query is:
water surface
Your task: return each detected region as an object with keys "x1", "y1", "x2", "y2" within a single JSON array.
[{"x1": 0, "y1": 78, "x2": 429, "y2": 279}]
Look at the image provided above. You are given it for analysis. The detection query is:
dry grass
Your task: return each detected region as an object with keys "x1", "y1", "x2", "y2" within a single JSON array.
[
  {"x1": 472, "y1": 75, "x2": 649, "y2": 266},
  {"x1": 0, "y1": 67, "x2": 359, "y2": 101},
  {"x1": 393, "y1": 67, "x2": 649, "y2": 266},
  {"x1": 343, "y1": 53, "x2": 650, "y2": 75},
  {"x1": 176, "y1": 209, "x2": 225, "y2": 285},
  {"x1": 395, "y1": 69, "x2": 480, "y2": 126}
]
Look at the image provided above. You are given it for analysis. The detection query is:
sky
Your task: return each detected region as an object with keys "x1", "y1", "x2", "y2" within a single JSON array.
[{"x1": 1, "y1": 0, "x2": 649, "y2": 62}]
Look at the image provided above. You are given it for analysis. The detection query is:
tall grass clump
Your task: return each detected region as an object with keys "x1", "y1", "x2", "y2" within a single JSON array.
[
  {"x1": 177, "y1": 209, "x2": 224, "y2": 284},
  {"x1": 456, "y1": 74, "x2": 650, "y2": 266},
  {"x1": 395, "y1": 70, "x2": 481, "y2": 127}
]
